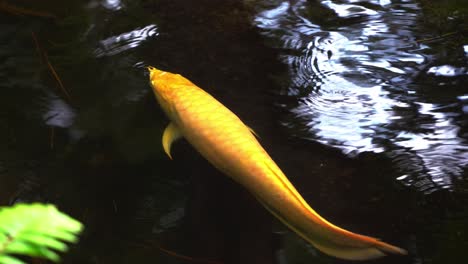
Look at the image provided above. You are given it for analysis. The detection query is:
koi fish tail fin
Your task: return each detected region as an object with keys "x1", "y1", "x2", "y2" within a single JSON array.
[
  {"x1": 306, "y1": 232, "x2": 408, "y2": 261},
  {"x1": 259, "y1": 162, "x2": 407, "y2": 260},
  {"x1": 259, "y1": 198, "x2": 407, "y2": 261}
]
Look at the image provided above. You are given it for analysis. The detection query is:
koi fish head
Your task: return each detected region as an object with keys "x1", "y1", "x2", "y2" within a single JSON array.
[
  {"x1": 148, "y1": 66, "x2": 173, "y2": 96},
  {"x1": 147, "y1": 66, "x2": 190, "y2": 117}
]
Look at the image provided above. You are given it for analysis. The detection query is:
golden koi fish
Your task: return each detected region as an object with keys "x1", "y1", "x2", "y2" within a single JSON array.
[{"x1": 147, "y1": 66, "x2": 407, "y2": 260}]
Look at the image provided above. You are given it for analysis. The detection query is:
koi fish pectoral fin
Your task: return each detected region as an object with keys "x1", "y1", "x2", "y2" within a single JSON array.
[{"x1": 162, "y1": 122, "x2": 183, "y2": 159}]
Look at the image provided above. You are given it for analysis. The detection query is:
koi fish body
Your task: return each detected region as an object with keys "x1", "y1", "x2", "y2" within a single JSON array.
[{"x1": 148, "y1": 66, "x2": 406, "y2": 260}]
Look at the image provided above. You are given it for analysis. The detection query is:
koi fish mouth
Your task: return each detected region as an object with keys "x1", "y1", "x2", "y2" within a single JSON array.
[
  {"x1": 147, "y1": 66, "x2": 167, "y2": 78},
  {"x1": 147, "y1": 66, "x2": 168, "y2": 92}
]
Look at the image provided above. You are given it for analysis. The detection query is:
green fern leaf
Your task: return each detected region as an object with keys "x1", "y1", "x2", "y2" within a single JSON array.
[
  {"x1": 0, "y1": 203, "x2": 83, "y2": 264},
  {"x1": 0, "y1": 255, "x2": 27, "y2": 264}
]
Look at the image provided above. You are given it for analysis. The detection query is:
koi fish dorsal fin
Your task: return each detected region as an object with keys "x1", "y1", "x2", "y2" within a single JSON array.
[{"x1": 248, "y1": 126, "x2": 260, "y2": 138}]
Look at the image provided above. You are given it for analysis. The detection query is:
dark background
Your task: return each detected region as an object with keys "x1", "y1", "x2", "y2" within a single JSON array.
[{"x1": 1, "y1": 0, "x2": 467, "y2": 263}]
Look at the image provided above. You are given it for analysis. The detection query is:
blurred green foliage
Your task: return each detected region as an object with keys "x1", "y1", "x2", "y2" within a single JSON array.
[{"x1": 0, "y1": 203, "x2": 83, "y2": 264}]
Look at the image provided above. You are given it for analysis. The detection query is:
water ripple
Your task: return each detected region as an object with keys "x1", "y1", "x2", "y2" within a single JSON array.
[
  {"x1": 43, "y1": 97, "x2": 76, "y2": 128},
  {"x1": 94, "y1": 24, "x2": 158, "y2": 57},
  {"x1": 321, "y1": 0, "x2": 379, "y2": 18},
  {"x1": 427, "y1": 65, "x2": 467, "y2": 77},
  {"x1": 255, "y1": 0, "x2": 468, "y2": 193},
  {"x1": 101, "y1": 0, "x2": 123, "y2": 11}
]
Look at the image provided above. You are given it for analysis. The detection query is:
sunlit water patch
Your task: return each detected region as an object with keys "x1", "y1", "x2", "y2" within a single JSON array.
[
  {"x1": 427, "y1": 65, "x2": 467, "y2": 77},
  {"x1": 43, "y1": 97, "x2": 76, "y2": 128},
  {"x1": 255, "y1": 0, "x2": 468, "y2": 193},
  {"x1": 101, "y1": 0, "x2": 123, "y2": 11},
  {"x1": 88, "y1": 0, "x2": 123, "y2": 11}
]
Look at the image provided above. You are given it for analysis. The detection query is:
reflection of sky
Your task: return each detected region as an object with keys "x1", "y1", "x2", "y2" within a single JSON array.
[
  {"x1": 394, "y1": 103, "x2": 468, "y2": 187},
  {"x1": 43, "y1": 97, "x2": 75, "y2": 128},
  {"x1": 254, "y1": 0, "x2": 468, "y2": 192},
  {"x1": 427, "y1": 65, "x2": 467, "y2": 77},
  {"x1": 94, "y1": 24, "x2": 158, "y2": 57},
  {"x1": 102, "y1": 0, "x2": 122, "y2": 11},
  {"x1": 321, "y1": 0, "x2": 378, "y2": 17},
  {"x1": 255, "y1": 1, "x2": 290, "y2": 31},
  {"x1": 460, "y1": 95, "x2": 468, "y2": 114}
]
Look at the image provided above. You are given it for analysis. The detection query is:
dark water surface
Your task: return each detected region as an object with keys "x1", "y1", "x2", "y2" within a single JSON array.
[{"x1": 1, "y1": 0, "x2": 467, "y2": 264}]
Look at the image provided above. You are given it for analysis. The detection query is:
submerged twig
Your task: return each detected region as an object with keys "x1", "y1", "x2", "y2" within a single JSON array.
[
  {"x1": 416, "y1": 31, "x2": 459, "y2": 43},
  {"x1": 31, "y1": 32, "x2": 72, "y2": 101},
  {"x1": 112, "y1": 200, "x2": 118, "y2": 213},
  {"x1": 49, "y1": 126, "x2": 55, "y2": 149},
  {"x1": 133, "y1": 240, "x2": 223, "y2": 264},
  {"x1": 46, "y1": 59, "x2": 71, "y2": 99},
  {"x1": 0, "y1": 1, "x2": 56, "y2": 19},
  {"x1": 156, "y1": 244, "x2": 223, "y2": 264}
]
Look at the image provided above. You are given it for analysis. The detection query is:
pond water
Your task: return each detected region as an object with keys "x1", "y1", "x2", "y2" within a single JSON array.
[
  {"x1": 255, "y1": 0, "x2": 468, "y2": 194},
  {"x1": 1, "y1": 0, "x2": 467, "y2": 264}
]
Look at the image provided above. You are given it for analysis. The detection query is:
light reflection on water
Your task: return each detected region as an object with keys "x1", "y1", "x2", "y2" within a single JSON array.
[
  {"x1": 427, "y1": 65, "x2": 467, "y2": 77},
  {"x1": 102, "y1": 0, "x2": 123, "y2": 11},
  {"x1": 43, "y1": 97, "x2": 75, "y2": 128},
  {"x1": 94, "y1": 24, "x2": 158, "y2": 57},
  {"x1": 321, "y1": 0, "x2": 379, "y2": 17},
  {"x1": 88, "y1": 0, "x2": 123, "y2": 11},
  {"x1": 255, "y1": 0, "x2": 468, "y2": 193}
]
